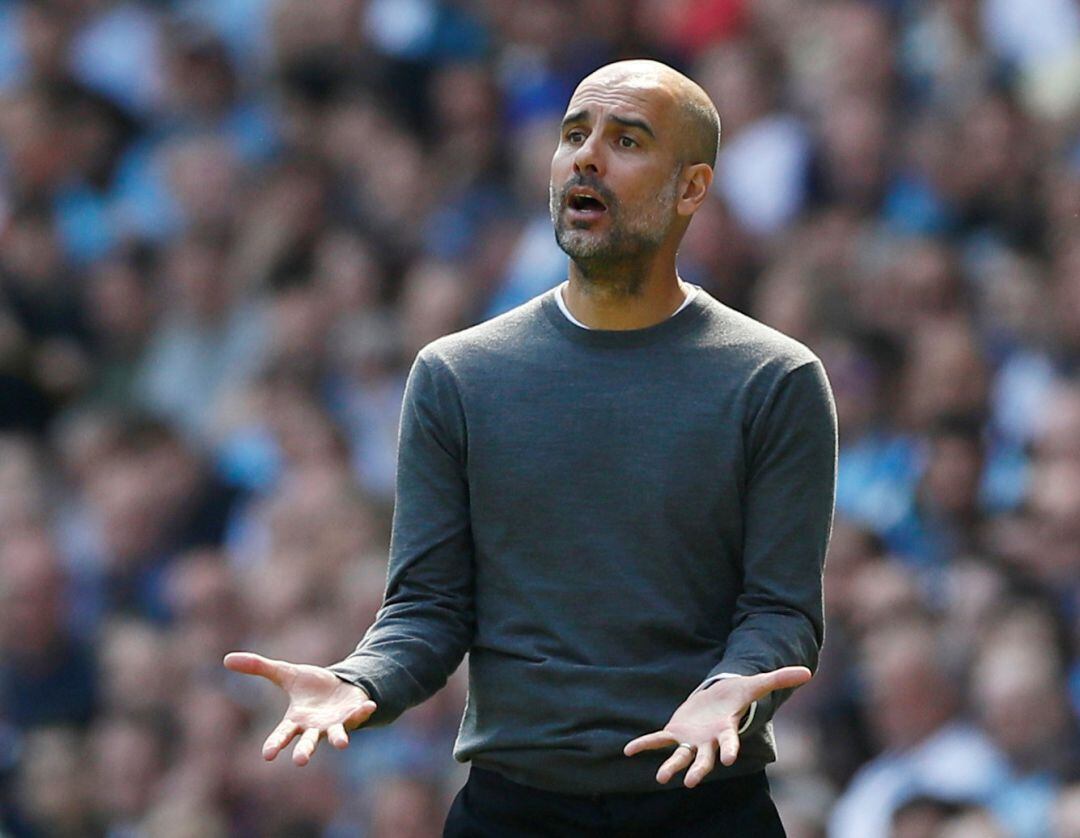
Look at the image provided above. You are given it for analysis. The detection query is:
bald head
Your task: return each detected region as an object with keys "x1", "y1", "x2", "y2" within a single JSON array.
[
  {"x1": 551, "y1": 60, "x2": 719, "y2": 270},
  {"x1": 574, "y1": 60, "x2": 721, "y2": 167}
]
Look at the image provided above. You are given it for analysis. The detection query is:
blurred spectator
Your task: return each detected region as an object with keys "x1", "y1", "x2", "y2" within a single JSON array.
[
  {"x1": 0, "y1": 527, "x2": 97, "y2": 729},
  {"x1": 972, "y1": 639, "x2": 1077, "y2": 837},
  {"x1": 134, "y1": 231, "x2": 268, "y2": 434},
  {"x1": 697, "y1": 40, "x2": 811, "y2": 236},
  {"x1": 88, "y1": 715, "x2": 167, "y2": 833},
  {"x1": 828, "y1": 617, "x2": 1008, "y2": 837},
  {"x1": 82, "y1": 244, "x2": 158, "y2": 404},
  {"x1": 890, "y1": 796, "x2": 968, "y2": 838},
  {"x1": 368, "y1": 775, "x2": 445, "y2": 838},
  {"x1": 10, "y1": 727, "x2": 94, "y2": 837},
  {"x1": 1054, "y1": 784, "x2": 1080, "y2": 838}
]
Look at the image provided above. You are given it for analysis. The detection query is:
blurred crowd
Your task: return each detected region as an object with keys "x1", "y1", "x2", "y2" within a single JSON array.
[{"x1": 0, "y1": 0, "x2": 1077, "y2": 835}]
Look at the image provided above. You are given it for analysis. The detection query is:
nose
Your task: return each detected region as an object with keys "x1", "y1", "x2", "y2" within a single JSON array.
[{"x1": 572, "y1": 133, "x2": 604, "y2": 178}]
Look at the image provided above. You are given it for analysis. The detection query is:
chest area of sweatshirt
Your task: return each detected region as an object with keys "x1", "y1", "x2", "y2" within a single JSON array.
[{"x1": 458, "y1": 351, "x2": 751, "y2": 516}]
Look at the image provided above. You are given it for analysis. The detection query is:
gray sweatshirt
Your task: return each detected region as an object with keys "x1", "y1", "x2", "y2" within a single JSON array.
[{"x1": 328, "y1": 286, "x2": 837, "y2": 794}]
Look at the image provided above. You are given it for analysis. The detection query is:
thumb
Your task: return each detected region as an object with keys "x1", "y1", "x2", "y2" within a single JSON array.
[
  {"x1": 749, "y1": 665, "x2": 812, "y2": 700},
  {"x1": 223, "y1": 652, "x2": 290, "y2": 687},
  {"x1": 344, "y1": 700, "x2": 378, "y2": 729}
]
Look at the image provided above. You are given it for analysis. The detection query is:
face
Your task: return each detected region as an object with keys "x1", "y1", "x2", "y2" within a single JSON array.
[{"x1": 549, "y1": 75, "x2": 684, "y2": 265}]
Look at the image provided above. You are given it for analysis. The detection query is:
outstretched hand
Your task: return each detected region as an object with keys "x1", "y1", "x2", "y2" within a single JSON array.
[
  {"x1": 623, "y1": 666, "x2": 811, "y2": 788},
  {"x1": 223, "y1": 652, "x2": 377, "y2": 766}
]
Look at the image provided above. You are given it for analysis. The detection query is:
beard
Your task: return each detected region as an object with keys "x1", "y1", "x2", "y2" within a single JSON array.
[{"x1": 549, "y1": 169, "x2": 681, "y2": 292}]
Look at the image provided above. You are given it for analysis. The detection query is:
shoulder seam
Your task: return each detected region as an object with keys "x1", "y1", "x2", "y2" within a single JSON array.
[
  {"x1": 745, "y1": 358, "x2": 821, "y2": 450},
  {"x1": 415, "y1": 350, "x2": 470, "y2": 468}
]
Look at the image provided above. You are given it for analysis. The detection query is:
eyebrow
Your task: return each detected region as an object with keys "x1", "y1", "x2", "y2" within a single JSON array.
[{"x1": 560, "y1": 109, "x2": 656, "y2": 139}]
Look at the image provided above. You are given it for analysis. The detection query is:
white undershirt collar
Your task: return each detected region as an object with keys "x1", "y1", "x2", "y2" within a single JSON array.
[{"x1": 555, "y1": 281, "x2": 700, "y2": 329}]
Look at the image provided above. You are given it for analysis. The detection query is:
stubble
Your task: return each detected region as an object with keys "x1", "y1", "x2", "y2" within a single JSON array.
[{"x1": 549, "y1": 168, "x2": 682, "y2": 296}]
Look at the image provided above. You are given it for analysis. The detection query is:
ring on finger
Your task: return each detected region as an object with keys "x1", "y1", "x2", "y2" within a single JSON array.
[{"x1": 675, "y1": 742, "x2": 697, "y2": 753}]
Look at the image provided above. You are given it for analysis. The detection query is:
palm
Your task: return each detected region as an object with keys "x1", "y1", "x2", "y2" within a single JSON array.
[
  {"x1": 224, "y1": 652, "x2": 378, "y2": 765},
  {"x1": 624, "y1": 665, "x2": 812, "y2": 788},
  {"x1": 662, "y1": 689, "x2": 742, "y2": 742},
  {"x1": 282, "y1": 665, "x2": 369, "y2": 728}
]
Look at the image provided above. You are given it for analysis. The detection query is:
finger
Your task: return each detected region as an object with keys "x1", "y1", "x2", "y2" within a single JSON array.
[
  {"x1": 656, "y1": 745, "x2": 696, "y2": 785},
  {"x1": 223, "y1": 652, "x2": 290, "y2": 687},
  {"x1": 262, "y1": 719, "x2": 300, "y2": 761},
  {"x1": 684, "y1": 740, "x2": 717, "y2": 788},
  {"x1": 292, "y1": 727, "x2": 321, "y2": 766},
  {"x1": 328, "y1": 701, "x2": 377, "y2": 749},
  {"x1": 344, "y1": 700, "x2": 378, "y2": 729},
  {"x1": 749, "y1": 665, "x2": 812, "y2": 699},
  {"x1": 718, "y1": 727, "x2": 740, "y2": 767},
  {"x1": 327, "y1": 722, "x2": 348, "y2": 749},
  {"x1": 624, "y1": 731, "x2": 677, "y2": 756}
]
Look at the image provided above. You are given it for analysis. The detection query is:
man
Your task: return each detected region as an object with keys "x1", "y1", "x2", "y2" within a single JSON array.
[{"x1": 225, "y1": 59, "x2": 837, "y2": 836}]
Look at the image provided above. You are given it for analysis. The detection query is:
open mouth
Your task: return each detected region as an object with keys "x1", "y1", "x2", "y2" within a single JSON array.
[{"x1": 567, "y1": 189, "x2": 608, "y2": 214}]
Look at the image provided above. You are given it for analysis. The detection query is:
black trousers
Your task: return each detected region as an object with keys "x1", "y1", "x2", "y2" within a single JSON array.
[{"x1": 443, "y1": 766, "x2": 786, "y2": 837}]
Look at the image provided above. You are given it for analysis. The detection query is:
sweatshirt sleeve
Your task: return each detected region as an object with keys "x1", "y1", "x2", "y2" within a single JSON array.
[
  {"x1": 706, "y1": 358, "x2": 837, "y2": 735},
  {"x1": 327, "y1": 350, "x2": 475, "y2": 725}
]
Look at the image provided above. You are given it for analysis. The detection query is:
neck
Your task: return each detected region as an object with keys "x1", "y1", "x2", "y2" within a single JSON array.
[{"x1": 564, "y1": 253, "x2": 687, "y2": 330}]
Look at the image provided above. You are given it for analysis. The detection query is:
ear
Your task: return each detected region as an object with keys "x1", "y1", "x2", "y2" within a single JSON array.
[{"x1": 675, "y1": 163, "x2": 713, "y2": 218}]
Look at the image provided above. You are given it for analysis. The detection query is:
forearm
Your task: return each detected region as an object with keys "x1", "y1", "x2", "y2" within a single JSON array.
[
  {"x1": 709, "y1": 359, "x2": 836, "y2": 732},
  {"x1": 704, "y1": 608, "x2": 820, "y2": 732},
  {"x1": 328, "y1": 594, "x2": 474, "y2": 725},
  {"x1": 712, "y1": 606, "x2": 822, "y2": 678},
  {"x1": 330, "y1": 350, "x2": 475, "y2": 725}
]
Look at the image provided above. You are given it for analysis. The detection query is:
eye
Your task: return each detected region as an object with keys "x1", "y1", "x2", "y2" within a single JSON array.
[
  {"x1": 618, "y1": 136, "x2": 637, "y2": 148},
  {"x1": 566, "y1": 129, "x2": 586, "y2": 144}
]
